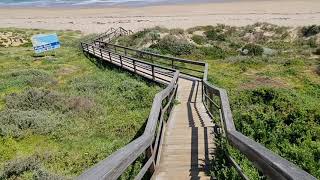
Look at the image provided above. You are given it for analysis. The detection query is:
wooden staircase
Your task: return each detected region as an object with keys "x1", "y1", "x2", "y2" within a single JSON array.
[
  {"x1": 78, "y1": 27, "x2": 318, "y2": 180},
  {"x1": 154, "y1": 78, "x2": 215, "y2": 180}
]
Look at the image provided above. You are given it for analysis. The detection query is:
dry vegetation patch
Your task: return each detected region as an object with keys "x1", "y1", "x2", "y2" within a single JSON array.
[{"x1": 0, "y1": 32, "x2": 29, "y2": 47}]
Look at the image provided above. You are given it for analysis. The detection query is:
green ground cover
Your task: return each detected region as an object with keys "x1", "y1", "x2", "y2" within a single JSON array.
[
  {"x1": 0, "y1": 28, "x2": 161, "y2": 179},
  {"x1": 115, "y1": 23, "x2": 320, "y2": 179}
]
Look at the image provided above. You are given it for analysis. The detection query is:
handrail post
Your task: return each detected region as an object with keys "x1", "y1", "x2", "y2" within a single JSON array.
[
  {"x1": 209, "y1": 90, "x2": 214, "y2": 115},
  {"x1": 202, "y1": 83, "x2": 205, "y2": 105},
  {"x1": 152, "y1": 65, "x2": 155, "y2": 80},
  {"x1": 145, "y1": 146, "x2": 155, "y2": 174},
  {"x1": 100, "y1": 48, "x2": 103, "y2": 58},
  {"x1": 109, "y1": 52, "x2": 112, "y2": 62},
  {"x1": 120, "y1": 55, "x2": 123, "y2": 67},
  {"x1": 171, "y1": 59, "x2": 174, "y2": 68},
  {"x1": 133, "y1": 60, "x2": 136, "y2": 72}
]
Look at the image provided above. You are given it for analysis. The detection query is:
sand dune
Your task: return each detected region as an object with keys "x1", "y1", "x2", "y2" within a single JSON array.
[{"x1": 0, "y1": 0, "x2": 319, "y2": 34}]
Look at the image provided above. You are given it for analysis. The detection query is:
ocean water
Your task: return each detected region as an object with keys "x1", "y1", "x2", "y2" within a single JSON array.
[{"x1": 0, "y1": 0, "x2": 224, "y2": 7}]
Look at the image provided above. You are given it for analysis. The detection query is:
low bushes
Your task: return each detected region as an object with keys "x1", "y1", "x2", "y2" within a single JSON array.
[
  {"x1": 0, "y1": 109, "x2": 63, "y2": 138},
  {"x1": 301, "y1": 25, "x2": 320, "y2": 37},
  {"x1": 0, "y1": 69, "x2": 54, "y2": 90},
  {"x1": 123, "y1": 24, "x2": 320, "y2": 179},
  {"x1": 198, "y1": 46, "x2": 227, "y2": 59},
  {"x1": 0, "y1": 155, "x2": 66, "y2": 180},
  {"x1": 191, "y1": 35, "x2": 206, "y2": 45},
  {"x1": 232, "y1": 88, "x2": 320, "y2": 177},
  {"x1": 204, "y1": 29, "x2": 226, "y2": 41},
  {"x1": 169, "y1": 28, "x2": 184, "y2": 35},
  {"x1": 117, "y1": 36, "x2": 137, "y2": 47},
  {"x1": 241, "y1": 43, "x2": 264, "y2": 56},
  {"x1": 151, "y1": 35, "x2": 194, "y2": 56},
  {"x1": 0, "y1": 28, "x2": 162, "y2": 179},
  {"x1": 5, "y1": 89, "x2": 65, "y2": 111}
]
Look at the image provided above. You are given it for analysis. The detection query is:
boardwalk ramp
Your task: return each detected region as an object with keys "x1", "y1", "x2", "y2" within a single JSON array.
[{"x1": 77, "y1": 27, "x2": 316, "y2": 180}]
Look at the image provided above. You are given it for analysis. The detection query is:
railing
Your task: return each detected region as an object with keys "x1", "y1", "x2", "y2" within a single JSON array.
[
  {"x1": 78, "y1": 28, "x2": 317, "y2": 180},
  {"x1": 79, "y1": 40, "x2": 179, "y2": 180},
  {"x1": 94, "y1": 40, "x2": 204, "y2": 79},
  {"x1": 202, "y1": 65, "x2": 316, "y2": 180},
  {"x1": 95, "y1": 27, "x2": 133, "y2": 42}
]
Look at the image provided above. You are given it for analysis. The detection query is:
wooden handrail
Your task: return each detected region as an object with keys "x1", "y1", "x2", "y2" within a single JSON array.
[
  {"x1": 78, "y1": 27, "x2": 317, "y2": 180},
  {"x1": 202, "y1": 68, "x2": 316, "y2": 180},
  {"x1": 78, "y1": 39, "x2": 179, "y2": 180},
  {"x1": 95, "y1": 40, "x2": 205, "y2": 66}
]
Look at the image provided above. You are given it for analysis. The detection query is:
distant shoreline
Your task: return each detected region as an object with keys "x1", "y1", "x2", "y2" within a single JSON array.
[
  {"x1": 0, "y1": 0, "x2": 233, "y2": 9},
  {"x1": 0, "y1": 0, "x2": 319, "y2": 34}
]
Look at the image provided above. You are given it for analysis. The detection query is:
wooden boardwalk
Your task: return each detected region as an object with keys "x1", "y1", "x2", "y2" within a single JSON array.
[
  {"x1": 79, "y1": 28, "x2": 318, "y2": 180},
  {"x1": 154, "y1": 77, "x2": 215, "y2": 180},
  {"x1": 82, "y1": 42, "x2": 216, "y2": 180}
]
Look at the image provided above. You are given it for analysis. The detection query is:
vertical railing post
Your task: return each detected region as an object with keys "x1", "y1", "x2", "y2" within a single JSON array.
[
  {"x1": 100, "y1": 48, "x2": 103, "y2": 58},
  {"x1": 209, "y1": 89, "x2": 214, "y2": 116},
  {"x1": 133, "y1": 60, "x2": 136, "y2": 72},
  {"x1": 202, "y1": 82, "x2": 205, "y2": 105},
  {"x1": 92, "y1": 46, "x2": 95, "y2": 55},
  {"x1": 120, "y1": 55, "x2": 123, "y2": 67},
  {"x1": 109, "y1": 52, "x2": 112, "y2": 62},
  {"x1": 152, "y1": 65, "x2": 155, "y2": 80},
  {"x1": 145, "y1": 146, "x2": 155, "y2": 174}
]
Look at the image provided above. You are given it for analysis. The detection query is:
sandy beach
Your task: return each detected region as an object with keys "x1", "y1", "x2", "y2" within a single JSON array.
[{"x1": 0, "y1": 0, "x2": 319, "y2": 34}]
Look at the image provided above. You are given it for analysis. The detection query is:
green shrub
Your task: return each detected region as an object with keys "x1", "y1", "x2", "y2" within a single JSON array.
[
  {"x1": 135, "y1": 48, "x2": 161, "y2": 60},
  {"x1": 0, "y1": 69, "x2": 54, "y2": 88},
  {"x1": 241, "y1": 43, "x2": 264, "y2": 56},
  {"x1": 147, "y1": 26, "x2": 169, "y2": 33},
  {"x1": 210, "y1": 136, "x2": 239, "y2": 179},
  {"x1": 0, "y1": 109, "x2": 64, "y2": 138},
  {"x1": 152, "y1": 35, "x2": 194, "y2": 56},
  {"x1": 117, "y1": 80, "x2": 152, "y2": 108},
  {"x1": 301, "y1": 25, "x2": 320, "y2": 37},
  {"x1": 204, "y1": 29, "x2": 226, "y2": 41},
  {"x1": 33, "y1": 169, "x2": 67, "y2": 180},
  {"x1": 199, "y1": 46, "x2": 227, "y2": 59},
  {"x1": 5, "y1": 89, "x2": 65, "y2": 111},
  {"x1": 117, "y1": 36, "x2": 136, "y2": 47},
  {"x1": 169, "y1": 28, "x2": 184, "y2": 35},
  {"x1": 232, "y1": 88, "x2": 320, "y2": 177},
  {"x1": 191, "y1": 35, "x2": 206, "y2": 45},
  {"x1": 149, "y1": 31, "x2": 161, "y2": 44},
  {"x1": 132, "y1": 29, "x2": 151, "y2": 39},
  {"x1": 69, "y1": 76, "x2": 111, "y2": 95},
  {"x1": 141, "y1": 47, "x2": 161, "y2": 55},
  {"x1": 0, "y1": 155, "x2": 40, "y2": 179},
  {"x1": 186, "y1": 25, "x2": 215, "y2": 34},
  {"x1": 0, "y1": 155, "x2": 66, "y2": 180}
]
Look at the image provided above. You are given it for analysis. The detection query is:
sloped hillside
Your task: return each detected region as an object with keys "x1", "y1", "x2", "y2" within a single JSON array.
[{"x1": 0, "y1": 28, "x2": 160, "y2": 179}]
